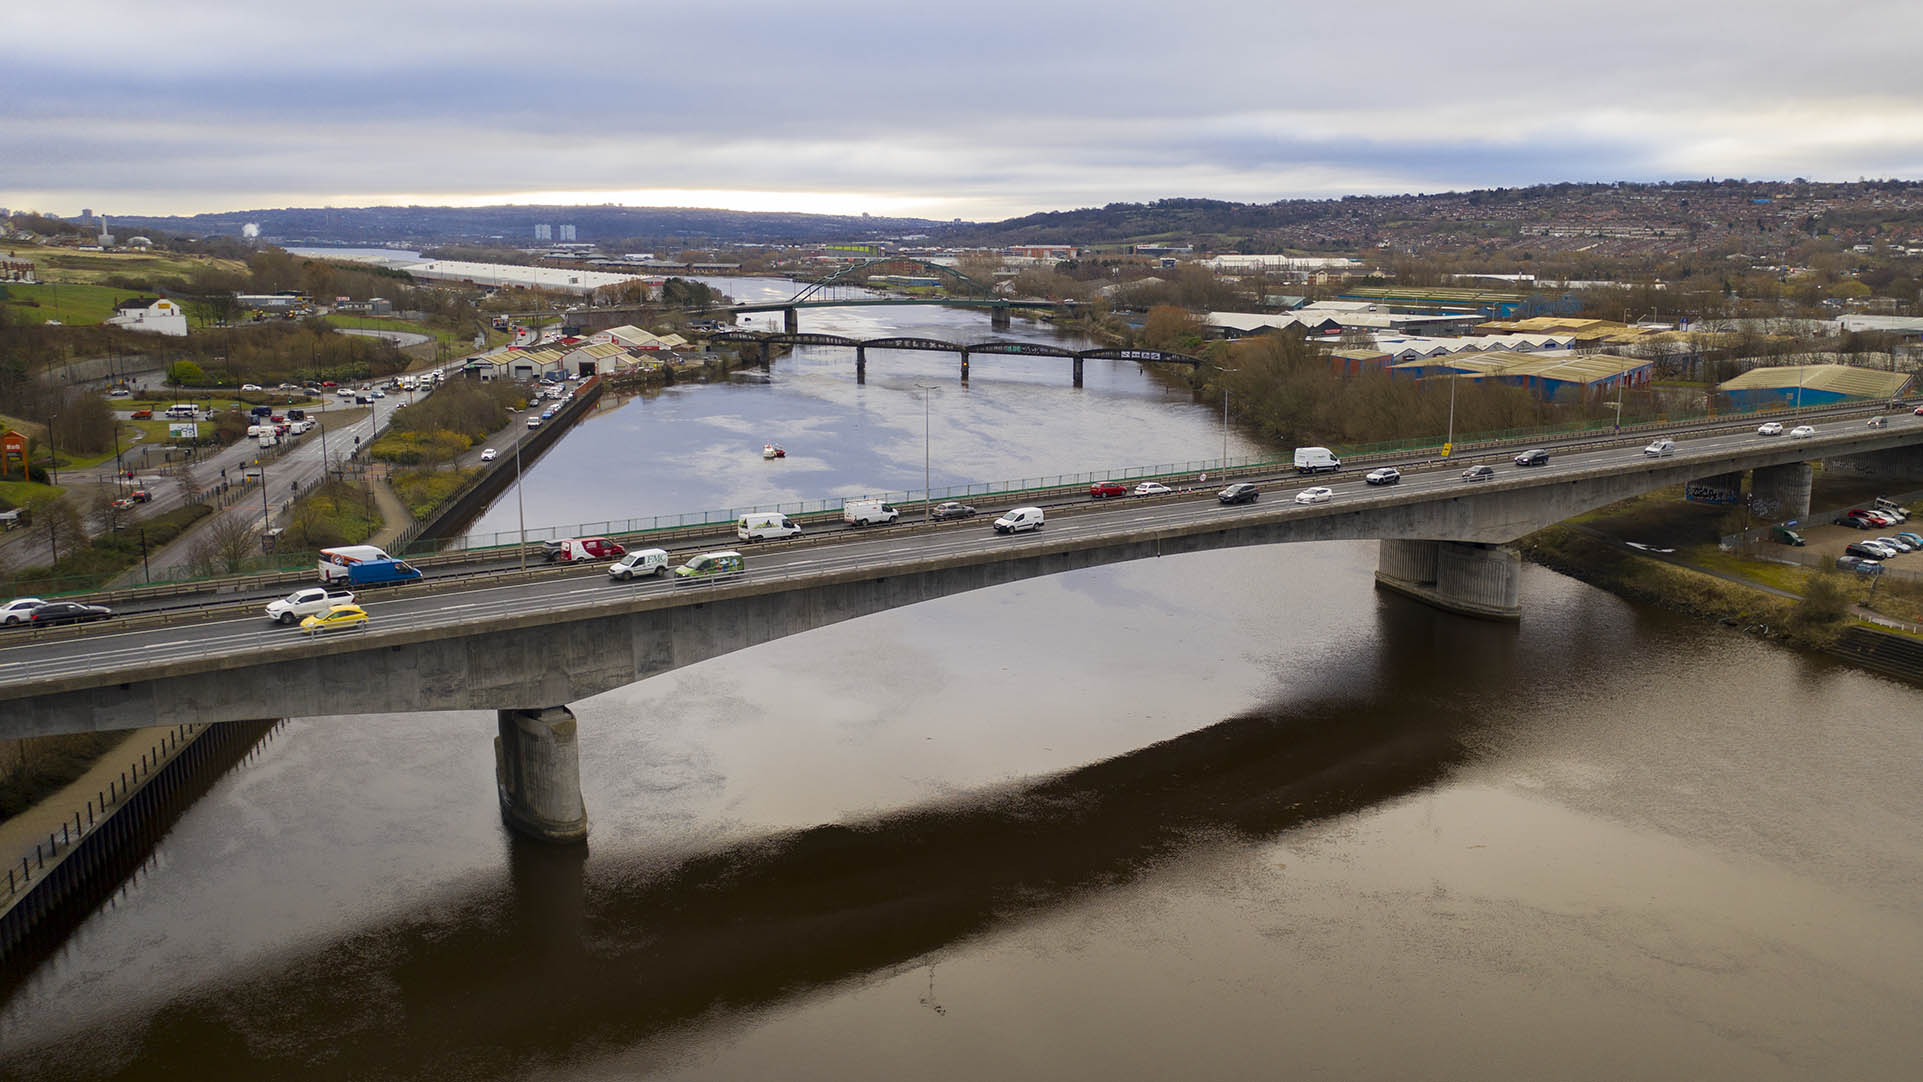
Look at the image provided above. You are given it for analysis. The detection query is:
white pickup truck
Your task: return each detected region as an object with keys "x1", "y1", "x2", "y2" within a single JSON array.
[{"x1": 266, "y1": 587, "x2": 356, "y2": 625}]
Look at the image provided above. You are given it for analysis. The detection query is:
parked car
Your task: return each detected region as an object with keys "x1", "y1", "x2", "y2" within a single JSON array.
[
  {"x1": 1089, "y1": 481, "x2": 1129, "y2": 499},
  {"x1": 1756, "y1": 421, "x2": 1783, "y2": 436},
  {"x1": 1835, "y1": 510, "x2": 1879, "y2": 529},
  {"x1": 1216, "y1": 482, "x2": 1259, "y2": 505},
  {"x1": 30, "y1": 601, "x2": 113, "y2": 626},
  {"x1": 929, "y1": 501, "x2": 977, "y2": 521},
  {"x1": 1860, "y1": 540, "x2": 1900, "y2": 559},
  {"x1": 1873, "y1": 497, "x2": 1910, "y2": 522},
  {"x1": 1836, "y1": 555, "x2": 1882, "y2": 574},
  {"x1": 1770, "y1": 526, "x2": 1805, "y2": 546},
  {"x1": 1131, "y1": 481, "x2": 1173, "y2": 497},
  {"x1": 1846, "y1": 542, "x2": 1891, "y2": 560},
  {"x1": 1512, "y1": 448, "x2": 1550, "y2": 467},
  {"x1": 1365, "y1": 467, "x2": 1401, "y2": 486},
  {"x1": 1876, "y1": 535, "x2": 1917, "y2": 553},
  {"x1": 1461, "y1": 464, "x2": 1496, "y2": 482},
  {"x1": 480, "y1": 448, "x2": 498, "y2": 461},
  {"x1": 1789, "y1": 425, "x2": 1816, "y2": 439},
  {"x1": 1, "y1": 598, "x2": 47, "y2": 626},
  {"x1": 1897, "y1": 531, "x2": 1923, "y2": 549},
  {"x1": 300, "y1": 603, "x2": 369, "y2": 636},
  {"x1": 1294, "y1": 486, "x2": 1334, "y2": 504}
]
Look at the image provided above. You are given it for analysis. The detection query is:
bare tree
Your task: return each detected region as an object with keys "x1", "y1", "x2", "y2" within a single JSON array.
[{"x1": 194, "y1": 512, "x2": 259, "y2": 574}]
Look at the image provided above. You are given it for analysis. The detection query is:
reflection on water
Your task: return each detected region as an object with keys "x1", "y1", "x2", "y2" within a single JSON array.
[{"x1": 5, "y1": 544, "x2": 1922, "y2": 1080}]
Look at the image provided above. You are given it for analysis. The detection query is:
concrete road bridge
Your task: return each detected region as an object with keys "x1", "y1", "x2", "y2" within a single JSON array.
[
  {"x1": 711, "y1": 331, "x2": 1203, "y2": 385},
  {"x1": 5, "y1": 412, "x2": 1920, "y2": 842}
]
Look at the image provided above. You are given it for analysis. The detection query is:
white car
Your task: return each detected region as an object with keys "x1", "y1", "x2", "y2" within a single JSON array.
[
  {"x1": 1756, "y1": 422, "x2": 1783, "y2": 436},
  {"x1": 1294, "y1": 486, "x2": 1334, "y2": 504},
  {"x1": 480, "y1": 448, "x2": 498, "y2": 461},
  {"x1": 1, "y1": 597, "x2": 47, "y2": 626},
  {"x1": 240, "y1": 383, "x2": 262, "y2": 391},
  {"x1": 1789, "y1": 425, "x2": 1815, "y2": 439},
  {"x1": 1132, "y1": 482, "x2": 1173, "y2": 497},
  {"x1": 1365, "y1": 467, "x2": 1401, "y2": 485}
]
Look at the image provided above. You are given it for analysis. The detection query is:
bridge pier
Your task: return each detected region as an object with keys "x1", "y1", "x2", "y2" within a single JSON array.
[
  {"x1": 1822, "y1": 445, "x2": 1923, "y2": 480},
  {"x1": 1073, "y1": 357, "x2": 1084, "y2": 388},
  {"x1": 959, "y1": 348, "x2": 969, "y2": 383},
  {"x1": 855, "y1": 345, "x2": 865, "y2": 384},
  {"x1": 1750, "y1": 461, "x2": 1812, "y2": 521},
  {"x1": 1374, "y1": 539, "x2": 1521, "y2": 621},
  {"x1": 991, "y1": 306, "x2": 1011, "y2": 330},
  {"x1": 495, "y1": 706, "x2": 588, "y2": 844},
  {"x1": 783, "y1": 307, "x2": 799, "y2": 334}
]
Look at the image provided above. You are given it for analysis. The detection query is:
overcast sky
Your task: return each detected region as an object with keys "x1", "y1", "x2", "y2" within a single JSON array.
[{"x1": 8, "y1": 0, "x2": 1923, "y2": 223}]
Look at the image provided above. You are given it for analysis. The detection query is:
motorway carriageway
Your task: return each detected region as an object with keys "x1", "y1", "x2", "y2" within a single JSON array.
[{"x1": 5, "y1": 407, "x2": 1920, "y2": 686}]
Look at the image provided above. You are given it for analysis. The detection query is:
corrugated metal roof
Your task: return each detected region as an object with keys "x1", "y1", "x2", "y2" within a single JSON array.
[{"x1": 1719, "y1": 364, "x2": 1911, "y2": 398}]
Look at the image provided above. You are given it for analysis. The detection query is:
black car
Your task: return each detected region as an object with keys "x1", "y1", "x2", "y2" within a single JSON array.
[
  {"x1": 1216, "y1": 482, "x2": 1260, "y2": 505},
  {"x1": 929, "y1": 501, "x2": 977, "y2": 521},
  {"x1": 1460, "y1": 464, "x2": 1496, "y2": 482},
  {"x1": 29, "y1": 601, "x2": 113, "y2": 626},
  {"x1": 1845, "y1": 542, "x2": 1892, "y2": 560},
  {"x1": 1513, "y1": 448, "x2": 1550, "y2": 467}
]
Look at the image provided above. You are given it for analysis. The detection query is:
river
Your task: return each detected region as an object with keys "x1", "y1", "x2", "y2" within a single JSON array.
[{"x1": 2, "y1": 282, "x2": 1920, "y2": 1080}]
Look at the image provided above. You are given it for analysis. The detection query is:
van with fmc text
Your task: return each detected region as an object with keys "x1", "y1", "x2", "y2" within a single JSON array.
[
  {"x1": 993, "y1": 506, "x2": 1045, "y2": 534},
  {"x1": 165, "y1": 404, "x2": 199, "y2": 420},
  {"x1": 1293, "y1": 447, "x2": 1341, "y2": 474},
  {"x1": 673, "y1": 550, "x2": 746, "y2": 584},
  {"x1": 737, "y1": 512, "x2": 802, "y2": 542}
]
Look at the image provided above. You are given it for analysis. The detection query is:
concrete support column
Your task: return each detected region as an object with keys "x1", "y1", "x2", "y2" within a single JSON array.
[
  {"x1": 495, "y1": 706, "x2": 588, "y2": 844},
  {"x1": 1749, "y1": 461, "x2": 1813, "y2": 522},
  {"x1": 990, "y1": 306, "x2": 1011, "y2": 330},
  {"x1": 1375, "y1": 539, "x2": 1520, "y2": 621},
  {"x1": 783, "y1": 307, "x2": 799, "y2": 334},
  {"x1": 855, "y1": 345, "x2": 866, "y2": 385},
  {"x1": 959, "y1": 348, "x2": 970, "y2": 383},
  {"x1": 1072, "y1": 357, "x2": 1084, "y2": 388}
]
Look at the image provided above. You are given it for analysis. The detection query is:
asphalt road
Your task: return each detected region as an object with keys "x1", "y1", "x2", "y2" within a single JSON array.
[{"x1": 4, "y1": 408, "x2": 1920, "y2": 689}]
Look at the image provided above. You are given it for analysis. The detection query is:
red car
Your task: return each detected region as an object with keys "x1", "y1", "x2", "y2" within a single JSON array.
[
  {"x1": 111, "y1": 498, "x2": 135, "y2": 510},
  {"x1": 1089, "y1": 481, "x2": 1129, "y2": 499},
  {"x1": 130, "y1": 408, "x2": 153, "y2": 419}
]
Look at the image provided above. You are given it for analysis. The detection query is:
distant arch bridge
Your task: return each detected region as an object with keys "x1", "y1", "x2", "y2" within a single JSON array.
[{"x1": 709, "y1": 330, "x2": 1205, "y2": 386}]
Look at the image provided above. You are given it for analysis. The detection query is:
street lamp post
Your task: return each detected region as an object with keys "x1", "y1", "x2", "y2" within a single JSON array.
[
  {"x1": 258, "y1": 458, "x2": 271, "y2": 537},
  {"x1": 514, "y1": 435, "x2": 527, "y2": 572},
  {"x1": 46, "y1": 413, "x2": 58, "y2": 485},
  {"x1": 1214, "y1": 366, "x2": 1240, "y2": 471},
  {"x1": 915, "y1": 383, "x2": 938, "y2": 522},
  {"x1": 1446, "y1": 373, "x2": 1459, "y2": 455}
]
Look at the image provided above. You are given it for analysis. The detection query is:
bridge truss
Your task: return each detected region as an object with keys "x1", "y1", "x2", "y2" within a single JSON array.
[{"x1": 710, "y1": 331, "x2": 1203, "y2": 386}]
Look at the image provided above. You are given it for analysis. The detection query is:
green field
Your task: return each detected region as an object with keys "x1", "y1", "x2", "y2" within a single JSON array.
[{"x1": 0, "y1": 281, "x2": 153, "y2": 325}]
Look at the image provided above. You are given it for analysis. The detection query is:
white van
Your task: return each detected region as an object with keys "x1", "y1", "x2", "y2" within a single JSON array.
[
  {"x1": 1643, "y1": 438, "x2": 1676, "y2": 457},
  {"x1": 608, "y1": 548, "x2": 671, "y2": 580},
  {"x1": 843, "y1": 498, "x2": 900, "y2": 527},
  {"x1": 1293, "y1": 447, "x2": 1341, "y2": 473},
  {"x1": 993, "y1": 506, "x2": 1045, "y2": 534},
  {"x1": 737, "y1": 511, "x2": 802, "y2": 542},
  {"x1": 165, "y1": 404, "x2": 199, "y2": 420}
]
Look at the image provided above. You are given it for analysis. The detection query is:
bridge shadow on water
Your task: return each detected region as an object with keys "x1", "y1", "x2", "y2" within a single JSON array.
[{"x1": 13, "y1": 594, "x2": 1520, "y2": 1081}]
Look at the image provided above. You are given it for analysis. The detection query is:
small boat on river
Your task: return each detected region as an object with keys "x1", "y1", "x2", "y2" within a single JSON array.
[{"x1": 762, "y1": 443, "x2": 786, "y2": 459}]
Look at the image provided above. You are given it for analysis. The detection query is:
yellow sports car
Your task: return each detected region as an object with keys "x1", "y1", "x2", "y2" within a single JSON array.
[{"x1": 300, "y1": 603, "x2": 369, "y2": 636}]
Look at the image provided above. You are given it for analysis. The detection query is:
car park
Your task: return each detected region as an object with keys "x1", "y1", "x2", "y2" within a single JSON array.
[
  {"x1": 480, "y1": 448, "x2": 497, "y2": 461},
  {"x1": 300, "y1": 603, "x2": 368, "y2": 636},
  {"x1": 1643, "y1": 439, "x2": 1675, "y2": 457},
  {"x1": 1132, "y1": 481, "x2": 1172, "y2": 497},
  {"x1": 1756, "y1": 422, "x2": 1783, "y2": 436},
  {"x1": 1859, "y1": 540, "x2": 1900, "y2": 558},
  {"x1": 929, "y1": 501, "x2": 977, "y2": 521},
  {"x1": 1874, "y1": 497, "x2": 1910, "y2": 522},
  {"x1": 1789, "y1": 425, "x2": 1815, "y2": 439},
  {"x1": 1460, "y1": 464, "x2": 1496, "y2": 482},
  {"x1": 30, "y1": 601, "x2": 113, "y2": 626},
  {"x1": 1, "y1": 598, "x2": 47, "y2": 626},
  {"x1": 1513, "y1": 448, "x2": 1550, "y2": 467},
  {"x1": 1364, "y1": 467, "x2": 1401, "y2": 486},
  {"x1": 1216, "y1": 482, "x2": 1259, "y2": 505},
  {"x1": 1294, "y1": 486, "x2": 1334, "y2": 504},
  {"x1": 1089, "y1": 481, "x2": 1129, "y2": 499}
]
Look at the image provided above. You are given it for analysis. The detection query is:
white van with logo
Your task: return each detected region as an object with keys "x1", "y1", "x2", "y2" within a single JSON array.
[
  {"x1": 737, "y1": 511, "x2": 802, "y2": 542},
  {"x1": 993, "y1": 506, "x2": 1045, "y2": 534},
  {"x1": 608, "y1": 548, "x2": 671, "y2": 580},
  {"x1": 1293, "y1": 447, "x2": 1341, "y2": 474}
]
